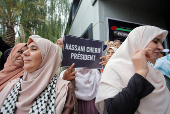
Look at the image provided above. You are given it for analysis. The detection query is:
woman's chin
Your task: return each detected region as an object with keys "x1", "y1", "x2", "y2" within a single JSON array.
[
  {"x1": 23, "y1": 67, "x2": 37, "y2": 73},
  {"x1": 147, "y1": 57, "x2": 157, "y2": 62}
]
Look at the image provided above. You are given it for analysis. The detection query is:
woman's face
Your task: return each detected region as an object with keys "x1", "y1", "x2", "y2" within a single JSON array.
[
  {"x1": 56, "y1": 40, "x2": 63, "y2": 49},
  {"x1": 145, "y1": 34, "x2": 164, "y2": 61},
  {"x1": 11, "y1": 45, "x2": 27, "y2": 68},
  {"x1": 106, "y1": 49, "x2": 115, "y2": 60},
  {"x1": 23, "y1": 41, "x2": 42, "y2": 73}
]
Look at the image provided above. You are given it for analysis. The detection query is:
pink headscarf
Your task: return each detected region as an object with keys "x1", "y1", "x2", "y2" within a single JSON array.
[
  {"x1": 96, "y1": 26, "x2": 170, "y2": 114},
  {"x1": 56, "y1": 38, "x2": 63, "y2": 44},
  {"x1": 0, "y1": 43, "x2": 26, "y2": 91},
  {"x1": 0, "y1": 35, "x2": 69, "y2": 114}
]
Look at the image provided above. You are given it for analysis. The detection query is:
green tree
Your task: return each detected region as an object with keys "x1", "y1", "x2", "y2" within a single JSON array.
[
  {"x1": 36, "y1": 0, "x2": 70, "y2": 43},
  {"x1": 0, "y1": 0, "x2": 46, "y2": 46},
  {"x1": 0, "y1": 0, "x2": 70, "y2": 45}
]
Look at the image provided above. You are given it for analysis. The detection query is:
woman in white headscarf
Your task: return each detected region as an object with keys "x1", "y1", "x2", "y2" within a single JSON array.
[
  {"x1": 95, "y1": 26, "x2": 170, "y2": 114},
  {"x1": 0, "y1": 35, "x2": 78, "y2": 114},
  {"x1": 60, "y1": 64, "x2": 101, "y2": 114},
  {"x1": 99, "y1": 47, "x2": 117, "y2": 73}
]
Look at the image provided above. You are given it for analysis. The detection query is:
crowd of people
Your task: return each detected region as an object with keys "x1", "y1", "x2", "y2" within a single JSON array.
[{"x1": 0, "y1": 25, "x2": 170, "y2": 114}]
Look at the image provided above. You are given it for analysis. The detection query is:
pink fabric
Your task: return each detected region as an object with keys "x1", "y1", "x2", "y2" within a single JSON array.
[
  {"x1": 95, "y1": 26, "x2": 170, "y2": 114},
  {"x1": 0, "y1": 35, "x2": 69, "y2": 114},
  {"x1": 56, "y1": 38, "x2": 63, "y2": 44},
  {"x1": 0, "y1": 43, "x2": 26, "y2": 91},
  {"x1": 0, "y1": 78, "x2": 20, "y2": 106},
  {"x1": 78, "y1": 99, "x2": 99, "y2": 114}
]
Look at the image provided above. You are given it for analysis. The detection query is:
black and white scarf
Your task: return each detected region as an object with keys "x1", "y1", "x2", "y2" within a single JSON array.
[{"x1": 0, "y1": 75, "x2": 57, "y2": 114}]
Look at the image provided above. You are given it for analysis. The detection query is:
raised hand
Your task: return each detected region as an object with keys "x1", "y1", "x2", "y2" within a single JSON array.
[
  {"x1": 99, "y1": 56, "x2": 108, "y2": 66},
  {"x1": 131, "y1": 48, "x2": 151, "y2": 78},
  {"x1": 105, "y1": 40, "x2": 109, "y2": 45},
  {"x1": 62, "y1": 63, "x2": 77, "y2": 81}
]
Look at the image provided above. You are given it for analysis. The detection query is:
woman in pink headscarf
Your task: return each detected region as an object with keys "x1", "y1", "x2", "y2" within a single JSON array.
[
  {"x1": 0, "y1": 43, "x2": 27, "y2": 91},
  {"x1": 56, "y1": 38, "x2": 63, "y2": 49},
  {"x1": 55, "y1": 37, "x2": 67, "y2": 76},
  {"x1": 95, "y1": 26, "x2": 170, "y2": 114},
  {"x1": 0, "y1": 35, "x2": 78, "y2": 114}
]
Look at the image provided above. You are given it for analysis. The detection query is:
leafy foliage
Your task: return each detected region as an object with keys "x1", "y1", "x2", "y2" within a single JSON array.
[
  {"x1": 0, "y1": 0, "x2": 70, "y2": 45},
  {"x1": 36, "y1": 0, "x2": 70, "y2": 43}
]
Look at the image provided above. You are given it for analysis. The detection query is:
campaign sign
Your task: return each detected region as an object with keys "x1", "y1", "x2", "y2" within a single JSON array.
[{"x1": 62, "y1": 35, "x2": 103, "y2": 69}]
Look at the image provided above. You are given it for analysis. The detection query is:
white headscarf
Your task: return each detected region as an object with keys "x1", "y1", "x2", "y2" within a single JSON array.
[
  {"x1": 106, "y1": 47, "x2": 117, "y2": 55},
  {"x1": 60, "y1": 68, "x2": 101, "y2": 101},
  {"x1": 95, "y1": 26, "x2": 170, "y2": 114}
]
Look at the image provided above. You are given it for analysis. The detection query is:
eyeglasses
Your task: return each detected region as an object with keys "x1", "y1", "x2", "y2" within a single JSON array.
[
  {"x1": 17, "y1": 45, "x2": 28, "y2": 54},
  {"x1": 106, "y1": 52, "x2": 114, "y2": 55},
  {"x1": 17, "y1": 50, "x2": 24, "y2": 54},
  {"x1": 108, "y1": 43, "x2": 114, "y2": 46}
]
